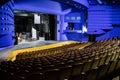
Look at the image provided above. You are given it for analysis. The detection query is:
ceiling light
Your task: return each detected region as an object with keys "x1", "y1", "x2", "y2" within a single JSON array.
[
  {"x1": 88, "y1": 1, "x2": 91, "y2": 3},
  {"x1": 112, "y1": 1, "x2": 115, "y2": 3},
  {"x1": 66, "y1": 1, "x2": 69, "y2": 4}
]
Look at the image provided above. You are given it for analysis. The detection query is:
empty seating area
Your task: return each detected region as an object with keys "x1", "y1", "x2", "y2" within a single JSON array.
[
  {"x1": 15, "y1": 43, "x2": 83, "y2": 60},
  {"x1": 0, "y1": 38, "x2": 120, "y2": 80},
  {"x1": 7, "y1": 41, "x2": 82, "y2": 61}
]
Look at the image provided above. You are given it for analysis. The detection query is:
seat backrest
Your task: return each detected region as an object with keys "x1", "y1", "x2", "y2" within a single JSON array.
[
  {"x1": 26, "y1": 72, "x2": 44, "y2": 80},
  {"x1": 69, "y1": 73, "x2": 86, "y2": 80},
  {"x1": 82, "y1": 60, "x2": 93, "y2": 72},
  {"x1": 91, "y1": 58, "x2": 100, "y2": 69},
  {"x1": 115, "y1": 59, "x2": 120, "y2": 73},
  {"x1": 44, "y1": 69, "x2": 59, "y2": 80},
  {"x1": 105, "y1": 54, "x2": 113, "y2": 64},
  {"x1": 72, "y1": 63, "x2": 83, "y2": 76},
  {"x1": 96, "y1": 64, "x2": 110, "y2": 80},
  {"x1": 107, "y1": 60, "x2": 118, "y2": 75},
  {"x1": 59, "y1": 65, "x2": 73, "y2": 80},
  {"x1": 85, "y1": 68, "x2": 99, "y2": 80},
  {"x1": 98, "y1": 56, "x2": 107, "y2": 66}
]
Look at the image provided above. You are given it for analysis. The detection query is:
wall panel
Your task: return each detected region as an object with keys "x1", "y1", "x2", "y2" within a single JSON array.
[
  {"x1": 0, "y1": 0, "x2": 14, "y2": 47},
  {"x1": 88, "y1": 5, "x2": 120, "y2": 40}
]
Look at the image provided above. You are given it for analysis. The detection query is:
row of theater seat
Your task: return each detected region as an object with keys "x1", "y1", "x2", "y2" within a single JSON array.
[
  {"x1": 15, "y1": 43, "x2": 83, "y2": 60},
  {"x1": 70, "y1": 58, "x2": 120, "y2": 80},
  {"x1": 0, "y1": 38, "x2": 120, "y2": 80}
]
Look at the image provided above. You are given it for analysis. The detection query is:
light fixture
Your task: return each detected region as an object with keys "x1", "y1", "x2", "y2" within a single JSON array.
[
  {"x1": 66, "y1": 1, "x2": 69, "y2": 4},
  {"x1": 97, "y1": 0, "x2": 102, "y2": 4},
  {"x1": 88, "y1": 0, "x2": 91, "y2": 3},
  {"x1": 112, "y1": 1, "x2": 115, "y2": 4},
  {"x1": 79, "y1": 6, "x2": 81, "y2": 8},
  {"x1": 74, "y1": 4, "x2": 77, "y2": 6}
]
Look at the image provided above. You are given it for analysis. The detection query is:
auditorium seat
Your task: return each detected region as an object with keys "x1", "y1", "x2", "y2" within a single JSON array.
[
  {"x1": 81, "y1": 60, "x2": 93, "y2": 72},
  {"x1": 59, "y1": 65, "x2": 73, "y2": 80},
  {"x1": 105, "y1": 54, "x2": 113, "y2": 64},
  {"x1": 106, "y1": 60, "x2": 118, "y2": 79},
  {"x1": 1, "y1": 38, "x2": 120, "y2": 80},
  {"x1": 91, "y1": 57, "x2": 100, "y2": 69},
  {"x1": 114, "y1": 58, "x2": 120, "y2": 75},
  {"x1": 65, "y1": 60, "x2": 74, "y2": 66},
  {"x1": 85, "y1": 68, "x2": 99, "y2": 80},
  {"x1": 69, "y1": 72, "x2": 86, "y2": 80},
  {"x1": 44, "y1": 69, "x2": 59, "y2": 80},
  {"x1": 74, "y1": 57, "x2": 82, "y2": 64},
  {"x1": 96, "y1": 64, "x2": 110, "y2": 80},
  {"x1": 99, "y1": 55, "x2": 107, "y2": 66},
  {"x1": 72, "y1": 62, "x2": 83, "y2": 76},
  {"x1": 26, "y1": 72, "x2": 44, "y2": 80}
]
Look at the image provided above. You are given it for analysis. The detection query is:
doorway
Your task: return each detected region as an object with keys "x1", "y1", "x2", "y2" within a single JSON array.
[{"x1": 14, "y1": 10, "x2": 57, "y2": 44}]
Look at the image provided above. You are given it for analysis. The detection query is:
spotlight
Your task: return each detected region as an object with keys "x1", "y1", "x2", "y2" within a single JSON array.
[
  {"x1": 112, "y1": 1, "x2": 115, "y2": 4},
  {"x1": 66, "y1": 1, "x2": 69, "y2": 4}
]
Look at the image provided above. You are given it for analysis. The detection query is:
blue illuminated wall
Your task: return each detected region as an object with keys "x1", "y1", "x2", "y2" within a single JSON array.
[
  {"x1": 88, "y1": 5, "x2": 120, "y2": 40},
  {"x1": 14, "y1": 0, "x2": 64, "y2": 14},
  {"x1": 62, "y1": 11, "x2": 88, "y2": 41},
  {"x1": 73, "y1": 0, "x2": 89, "y2": 8},
  {"x1": 0, "y1": 0, "x2": 14, "y2": 47}
]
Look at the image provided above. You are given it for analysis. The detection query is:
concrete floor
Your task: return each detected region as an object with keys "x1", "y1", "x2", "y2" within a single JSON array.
[{"x1": 0, "y1": 40, "x2": 60, "y2": 60}]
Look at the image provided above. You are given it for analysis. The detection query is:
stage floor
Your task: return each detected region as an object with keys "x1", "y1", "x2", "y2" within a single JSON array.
[{"x1": 0, "y1": 40, "x2": 60, "y2": 60}]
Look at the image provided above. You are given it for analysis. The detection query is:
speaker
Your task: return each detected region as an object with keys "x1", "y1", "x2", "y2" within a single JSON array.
[{"x1": 88, "y1": 34, "x2": 96, "y2": 42}]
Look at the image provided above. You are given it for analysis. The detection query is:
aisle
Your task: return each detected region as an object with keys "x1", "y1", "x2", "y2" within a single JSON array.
[{"x1": 0, "y1": 40, "x2": 60, "y2": 60}]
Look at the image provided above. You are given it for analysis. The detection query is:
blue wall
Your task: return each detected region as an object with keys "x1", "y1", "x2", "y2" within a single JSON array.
[
  {"x1": 88, "y1": 5, "x2": 120, "y2": 40},
  {"x1": 73, "y1": 0, "x2": 89, "y2": 8},
  {"x1": 62, "y1": 11, "x2": 88, "y2": 42},
  {"x1": 97, "y1": 27, "x2": 120, "y2": 40},
  {"x1": 14, "y1": 0, "x2": 66, "y2": 14},
  {"x1": 0, "y1": 0, "x2": 14, "y2": 47}
]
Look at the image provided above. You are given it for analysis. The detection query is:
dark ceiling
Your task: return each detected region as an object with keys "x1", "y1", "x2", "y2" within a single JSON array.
[
  {"x1": 0, "y1": 0, "x2": 10, "y2": 7},
  {"x1": 88, "y1": 0, "x2": 120, "y2": 5}
]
